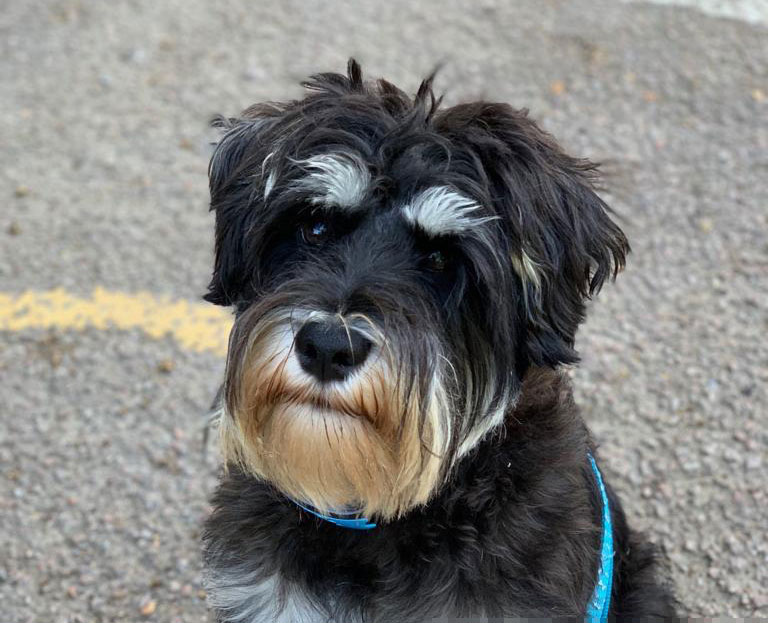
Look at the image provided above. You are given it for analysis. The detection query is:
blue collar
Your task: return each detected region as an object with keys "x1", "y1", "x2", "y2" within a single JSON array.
[
  {"x1": 585, "y1": 453, "x2": 614, "y2": 622},
  {"x1": 292, "y1": 499, "x2": 377, "y2": 530}
]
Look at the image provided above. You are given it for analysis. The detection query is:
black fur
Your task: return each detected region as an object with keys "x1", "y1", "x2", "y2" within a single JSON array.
[{"x1": 202, "y1": 60, "x2": 677, "y2": 621}]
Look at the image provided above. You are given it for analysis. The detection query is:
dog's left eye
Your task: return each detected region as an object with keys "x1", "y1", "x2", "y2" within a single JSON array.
[
  {"x1": 424, "y1": 249, "x2": 450, "y2": 272},
  {"x1": 300, "y1": 219, "x2": 331, "y2": 245}
]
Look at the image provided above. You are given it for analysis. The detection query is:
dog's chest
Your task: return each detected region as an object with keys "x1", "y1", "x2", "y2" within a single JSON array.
[
  {"x1": 205, "y1": 567, "x2": 361, "y2": 623},
  {"x1": 206, "y1": 564, "x2": 490, "y2": 623}
]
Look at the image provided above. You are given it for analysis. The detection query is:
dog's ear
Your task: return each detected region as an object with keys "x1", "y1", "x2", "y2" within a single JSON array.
[
  {"x1": 205, "y1": 113, "x2": 277, "y2": 306},
  {"x1": 438, "y1": 103, "x2": 629, "y2": 367}
]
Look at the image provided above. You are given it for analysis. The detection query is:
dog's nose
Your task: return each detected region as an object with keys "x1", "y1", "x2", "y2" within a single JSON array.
[{"x1": 295, "y1": 320, "x2": 373, "y2": 383}]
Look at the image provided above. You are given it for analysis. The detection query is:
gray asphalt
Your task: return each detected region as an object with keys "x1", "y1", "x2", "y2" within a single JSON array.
[{"x1": 1, "y1": 1, "x2": 767, "y2": 621}]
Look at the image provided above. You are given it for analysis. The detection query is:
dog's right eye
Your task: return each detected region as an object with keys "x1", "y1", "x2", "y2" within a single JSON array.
[{"x1": 300, "y1": 219, "x2": 332, "y2": 245}]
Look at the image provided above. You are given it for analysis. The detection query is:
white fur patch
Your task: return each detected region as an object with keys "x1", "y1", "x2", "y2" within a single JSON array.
[
  {"x1": 510, "y1": 250, "x2": 542, "y2": 289},
  {"x1": 456, "y1": 403, "x2": 509, "y2": 458},
  {"x1": 262, "y1": 152, "x2": 277, "y2": 198},
  {"x1": 455, "y1": 359, "x2": 513, "y2": 458},
  {"x1": 206, "y1": 568, "x2": 334, "y2": 623},
  {"x1": 296, "y1": 153, "x2": 370, "y2": 209},
  {"x1": 402, "y1": 187, "x2": 496, "y2": 236}
]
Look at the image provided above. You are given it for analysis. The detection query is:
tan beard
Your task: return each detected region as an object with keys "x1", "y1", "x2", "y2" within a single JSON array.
[{"x1": 216, "y1": 309, "x2": 451, "y2": 520}]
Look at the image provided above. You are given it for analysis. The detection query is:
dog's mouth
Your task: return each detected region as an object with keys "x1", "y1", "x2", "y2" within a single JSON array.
[
  {"x1": 290, "y1": 396, "x2": 362, "y2": 419},
  {"x1": 266, "y1": 387, "x2": 373, "y2": 423}
]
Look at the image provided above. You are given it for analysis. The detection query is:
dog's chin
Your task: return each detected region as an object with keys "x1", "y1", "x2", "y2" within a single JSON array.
[{"x1": 241, "y1": 400, "x2": 397, "y2": 515}]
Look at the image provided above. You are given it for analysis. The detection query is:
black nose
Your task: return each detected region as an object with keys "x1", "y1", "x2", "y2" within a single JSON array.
[{"x1": 295, "y1": 320, "x2": 373, "y2": 383}]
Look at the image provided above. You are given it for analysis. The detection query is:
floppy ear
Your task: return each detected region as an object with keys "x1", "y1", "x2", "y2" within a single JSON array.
[
  {"x1": 438, "y1": 103, "x2": 629, "y2": 367},
  {"x1": 205, "y1": 114, "x2": 276, "y2": 306}
]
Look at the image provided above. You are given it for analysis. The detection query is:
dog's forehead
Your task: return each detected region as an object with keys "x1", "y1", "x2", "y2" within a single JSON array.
[{"x1": 279, "y1": 150, "x2": 492, "y2": 237}]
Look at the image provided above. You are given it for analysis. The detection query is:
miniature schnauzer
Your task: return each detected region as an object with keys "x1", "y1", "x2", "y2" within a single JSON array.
[{"x1": 202, "y1": 60, "x2": 677, "y2": 622}]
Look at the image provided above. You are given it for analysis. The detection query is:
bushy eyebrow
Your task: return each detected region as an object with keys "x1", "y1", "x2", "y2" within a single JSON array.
[
  {"x1": 401, "y1": 186, "x2": 497, "y2": 236},
  {"x1": 290, "y1": 152, "x2": 371, "y2": 211}
]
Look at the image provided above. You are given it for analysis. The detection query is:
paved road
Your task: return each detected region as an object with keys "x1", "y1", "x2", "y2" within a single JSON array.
[{"x1": 1, "y1": 1, "x2": 766, "y2": 620}]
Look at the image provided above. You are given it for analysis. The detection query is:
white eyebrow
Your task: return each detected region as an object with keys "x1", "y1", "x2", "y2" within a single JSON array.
[
  {"x1": 293, "y1": 153, "x2": 370, "y2": 210},
  {"x1": 401, "y1": 186, "x2": 496, "y2": 236}
]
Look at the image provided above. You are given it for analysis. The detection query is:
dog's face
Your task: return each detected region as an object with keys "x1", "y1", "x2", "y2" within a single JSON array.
[{"x1": 207, "y1": 61, "x2": 628, "y2": 519}]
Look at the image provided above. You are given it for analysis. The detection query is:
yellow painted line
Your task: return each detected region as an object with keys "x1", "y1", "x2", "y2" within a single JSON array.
[{"x1": 0, "y1": 288, "x2": 233, "y2": 356}]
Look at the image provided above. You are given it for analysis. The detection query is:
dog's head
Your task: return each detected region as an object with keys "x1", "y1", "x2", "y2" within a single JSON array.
[{"x1": 207, "y1": 60, "x2": 628, "y2": 519}]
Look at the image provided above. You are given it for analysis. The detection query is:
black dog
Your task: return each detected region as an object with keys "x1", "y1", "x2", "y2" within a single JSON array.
[{"x1": 202, "y1": 60, "x2": 677, "y2": 622}]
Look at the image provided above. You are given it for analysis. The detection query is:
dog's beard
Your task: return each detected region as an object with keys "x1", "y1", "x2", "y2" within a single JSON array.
[{"x1": 218, "y1": 307, "x2": 452, "y2": 519}]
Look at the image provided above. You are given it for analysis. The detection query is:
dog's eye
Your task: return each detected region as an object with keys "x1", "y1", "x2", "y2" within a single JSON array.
[
  {"x1": 300, "y1": 219, "x2": 331, "y2": 245},
  {"x1": 425, "y1": 249, "x2": 450, "y2": 272}
]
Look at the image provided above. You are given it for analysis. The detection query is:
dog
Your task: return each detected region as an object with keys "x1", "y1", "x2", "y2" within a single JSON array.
[{"x1": 201, "y1": 60, "x2": 677, "y2": 622}]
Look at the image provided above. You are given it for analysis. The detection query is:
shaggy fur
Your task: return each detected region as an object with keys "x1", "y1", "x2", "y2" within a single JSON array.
[{"x1": 202, "y1": 60, "x2": 677, "y2": 621}]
